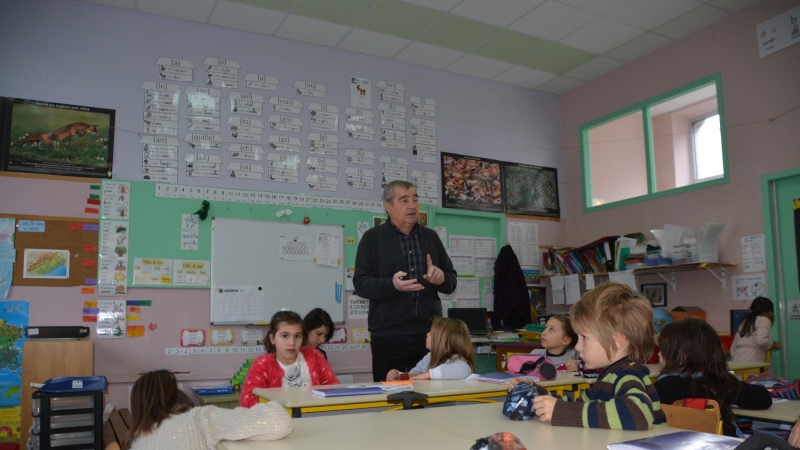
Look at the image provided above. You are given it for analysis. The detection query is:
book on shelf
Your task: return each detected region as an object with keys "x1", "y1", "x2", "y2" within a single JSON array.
[
  {"x1": 191, "y1": 384, "x2": 234, "y2": 395},
  {"x1": 607, "y1": 431, "x2": 741, "y2": 450}
]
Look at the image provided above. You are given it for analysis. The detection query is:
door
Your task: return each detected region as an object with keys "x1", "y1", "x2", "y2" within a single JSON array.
[{"x1": 763, "y1": 168, "x2": 800, "y2": 379}]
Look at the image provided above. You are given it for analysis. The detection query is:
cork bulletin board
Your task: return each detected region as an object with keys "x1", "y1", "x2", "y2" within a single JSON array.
[{"x1": 0, "y1": 214, "x2": 98, "y2": 287}]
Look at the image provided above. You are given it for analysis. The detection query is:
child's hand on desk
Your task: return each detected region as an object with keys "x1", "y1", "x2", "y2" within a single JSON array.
[
  {"x1": 564, "y1": 360, "x2": 579, "y2": 372},
  {"x1": 386, "y1": 369, "x2": 400, "y2": 381},
  {"x1": 508, "y1": 378, "x2": 535, "y2": 391},
  {"x1": 533, "y1": 395, "x2": 557, "y2": 422}
]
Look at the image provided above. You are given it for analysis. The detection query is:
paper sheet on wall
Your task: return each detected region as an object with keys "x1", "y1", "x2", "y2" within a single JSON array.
[
  {"x1": 350, "y1": 77, "x2": 371, "y2": 108},
  {"x1": 698, "y1": 222, "x2": 725, "y2": 263},
  {"x1": 345, "y1": 266, "x2": 355, "y2": 290},
  {"x1": 510, "y1": 244, "x2": 540, "y2": 267},
  {"x1": 241, "y1": 329, "x2": 263, "y2": 346},
  {"x1": 0, "y1": 218, "x2": 15, "y2": 300},
  {"x1": 435, "y1": 227, "x2": 447, "y2": 245},
  {"x1": 482, "y1": 289, "x2": 494, "y2": 311},
  {"x1": 97, "y1": 300, "x2": 126, "y2": 339},
  {"x1": 357, "y1": 222, "x2": 369, "y2": 243},
  {"x1": 213, "y1": 285, "x2": 265, "y2": 323},
  {"x1": 741, "y1": 235, "x2": 766, "y2": 273},
  {"x1": 449, "y1": 236, "x2": 474, "y2": 256},
  {"x1": 507, "y1": 222, "x2": 538, "y2": 245},
  {"x1": 315, "y1": 232, "x2": 339, "y2": 267},
  {"x1": 732, "y1": 273, "x2": 767, "y2": 301},
  {"x1": 585, "y1": 273, "x2": 595, "y2": 290},
  {"x1": 474, "y1": 238, "x2": 497, "y2": 258},
  {"x1": 451, "y1": 256, "x2": 475, "y2": 276},
  {"x1": 551, "y1": 275, "x2": 565, "y2": 305},
  {"x1": 278, "y1": 236, "x2": 312, "y2": 261},
  {"x1": 788, "y1": 300, "x2": 800, "y2": 321},
  {"x1": 565, "y1": 274, "x2": 581, "y2": 305},
  {"x1": 181, "y1": 214, "x2": 199, "y2": 251},
  {"x1": 173, "y1": 260, "x2": 209, "y2": 286},
  {"x1": 457, "y1": 299, "x2": 479, "y2": 308},
  {"x1": 348, "y1": 294, "x2": 369, "y2": 319},
  {"x1": 133, "y1": 258, "x2": 173, "y2": 285},
  {"x1": 456, "y1": 278, "x2": 479, "y2": 299},
  {"x1": 474, "y1": 257, "x2": 495, "y2": 277},
  {"x1": 609, "y1": 269, "x2": 637, "y2": 291}
]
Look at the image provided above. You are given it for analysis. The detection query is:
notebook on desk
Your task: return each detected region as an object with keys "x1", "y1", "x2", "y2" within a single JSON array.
[{"x1": 447, "y1": 308, "x2": 488, "y2": 336}]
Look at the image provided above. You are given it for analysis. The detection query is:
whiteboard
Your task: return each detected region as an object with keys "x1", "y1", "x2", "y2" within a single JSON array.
[{"x1": 210, "y1": 217, "x2": 345, "y2": 325}]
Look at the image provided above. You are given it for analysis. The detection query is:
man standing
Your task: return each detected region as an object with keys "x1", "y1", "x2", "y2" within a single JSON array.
[{"x1": 354, "y1": 181, "x2": 457, "y2": 381}]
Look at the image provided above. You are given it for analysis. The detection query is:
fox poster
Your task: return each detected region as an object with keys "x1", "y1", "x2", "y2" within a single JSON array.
[{"x1": 1, "y1": 97, "x2": 115, "y2": 178}]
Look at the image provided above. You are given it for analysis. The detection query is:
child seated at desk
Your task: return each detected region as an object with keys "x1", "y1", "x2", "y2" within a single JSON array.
[
  {"x1": 511, "y1": 281, "x2": 666, "y2": 430},
  {"x1": 528, "y1": 315, "x2": 579, "y2": 371},
  {"x1": 123, "y1": 370, "x2": 292, "y2": 450},
  {"x1": 386, "y1": 316, "x2": 474, "y2": 381},
  {"x1": 303, "y1": 308, "x2": 335, "y2": 359},
  {"x1": 655, "y1": 318, "x2": 771, "y2": 437},
  {"x1": 731, "y1": 297, "x2": 782, "y2": 363},
  {"x1": 240, "y1": 310, "x2": 339, "y2": 408}
]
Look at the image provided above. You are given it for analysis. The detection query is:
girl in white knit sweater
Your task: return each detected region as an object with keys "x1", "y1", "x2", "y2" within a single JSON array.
[
  {"x1": 122, "y1": 370, "x2": 292, "y2": 450},
  {"x1": 731, "y1": 297, "x2": 782, "y2": 363}
]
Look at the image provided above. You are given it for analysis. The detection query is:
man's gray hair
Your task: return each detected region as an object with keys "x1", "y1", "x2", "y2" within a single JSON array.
[{"x1": 381, "y1": 180, "x2": 416, "y2": 204}]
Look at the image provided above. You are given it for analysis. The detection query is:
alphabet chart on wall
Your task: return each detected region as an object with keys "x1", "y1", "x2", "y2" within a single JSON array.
[{"x1": 212, "y1": 285, "x2": 265, "y2": 324}]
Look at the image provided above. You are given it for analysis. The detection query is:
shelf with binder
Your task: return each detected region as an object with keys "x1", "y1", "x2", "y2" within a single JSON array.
[{"x1": 541, "y1": 262, "x2": 737, "y2": 292}]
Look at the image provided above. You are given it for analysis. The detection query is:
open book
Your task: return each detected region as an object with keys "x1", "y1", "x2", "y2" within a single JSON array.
[{"x1": 608, "y1": 431, "x2": 741, "y2": 450}]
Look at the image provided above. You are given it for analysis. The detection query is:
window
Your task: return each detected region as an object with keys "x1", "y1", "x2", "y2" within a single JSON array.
[
  {"x1": 580, "y1": 74, "x2": 728, "y2": 211},
  {"x1": 692, "y1": 114, "x2": 723, "y2": 181}
]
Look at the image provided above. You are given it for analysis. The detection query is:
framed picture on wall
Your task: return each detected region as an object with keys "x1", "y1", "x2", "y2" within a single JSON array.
[
  {"x1": 441, "y1": 152, "x2": 504, "y2": 213},
  {"x1": 0, "y1": 97, "x2": 114, "y2": 178},
  {"x1": 503, "y1": 162, "x2": 561, "y2": 218},
  {"x1": 730, "y1": 309, "x2": 748, "y2": 334},
  {"x1": 641, "y1": 283, "x2": 667, "y2": 307}
]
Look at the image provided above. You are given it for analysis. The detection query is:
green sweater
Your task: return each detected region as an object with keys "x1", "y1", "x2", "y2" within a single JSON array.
[{"x1": 550, "y1": 356, "x2": 666, "y2": 430}]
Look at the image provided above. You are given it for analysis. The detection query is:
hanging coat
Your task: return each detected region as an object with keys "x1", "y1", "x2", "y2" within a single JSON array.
[{"x1": 493, "y1": 245, "x2": 531, "y2": 329}]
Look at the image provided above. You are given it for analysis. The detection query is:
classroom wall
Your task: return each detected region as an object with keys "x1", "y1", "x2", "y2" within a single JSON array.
[
  {"x1": 0, "y1": 0, "x2": 565, "y2": 407},
  {"x1": 558, "y1": 0, "x2": 800, "y2": 335}
]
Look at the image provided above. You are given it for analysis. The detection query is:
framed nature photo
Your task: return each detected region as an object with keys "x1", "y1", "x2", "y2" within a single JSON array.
[
  {"x1": 441, "y1": 152, "x2": 504, "y2": 213},
  {"x1": 641, "y1": 283, "x2": 667, "y2": 307},
  {"x1": 1, "y1": 97, "x2": 114, "y2": 178},
  {"x1": 503, "y1": 162, "x2": 560, "y2": 218}
]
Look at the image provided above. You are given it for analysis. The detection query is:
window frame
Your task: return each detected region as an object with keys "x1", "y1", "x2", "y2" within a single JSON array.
[{"x1": 579, "y1": 73, "x2": 729, "y2": 213}]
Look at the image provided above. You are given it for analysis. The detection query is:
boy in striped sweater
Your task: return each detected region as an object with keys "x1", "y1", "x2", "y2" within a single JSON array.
[{"x1": 510, "y1": 281, "x2": 666, "y2": 430}]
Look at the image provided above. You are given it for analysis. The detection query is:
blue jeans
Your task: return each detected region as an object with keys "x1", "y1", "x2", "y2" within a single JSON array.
[{"x1": 370, "y1": 333, "x2": 427, "y2": 382}]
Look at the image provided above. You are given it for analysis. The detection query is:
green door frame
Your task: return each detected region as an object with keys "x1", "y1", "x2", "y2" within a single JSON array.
[{"x1": 761, "y1": 167, "x2": 800, "y2": 378}]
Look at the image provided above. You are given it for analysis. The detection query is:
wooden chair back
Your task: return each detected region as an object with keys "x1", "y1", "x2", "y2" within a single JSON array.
[{"x1": 661, "y1": 399, "x2": 723, "y2": 435}]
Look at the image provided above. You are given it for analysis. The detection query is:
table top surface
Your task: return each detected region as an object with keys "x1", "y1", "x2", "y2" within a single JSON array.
[
  {"x1": 644, "y1": 361, "x2": 769, "y2": 379},
  {"x1": 254, "y1": 371, "x2": 591, "y2": 408},
  {"x1": 734, "y1": 399, "x2": 800, "y2": 422},
  {"x1": 218, "y1": 401, "x2": 687, "y2": 449}
]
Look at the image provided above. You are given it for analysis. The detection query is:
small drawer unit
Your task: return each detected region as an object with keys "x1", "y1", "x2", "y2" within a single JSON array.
[{"x1": 31, "y1": 391, "x2": 103, "y2": 450}]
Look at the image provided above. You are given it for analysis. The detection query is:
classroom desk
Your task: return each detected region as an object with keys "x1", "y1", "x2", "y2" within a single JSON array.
[
  {"x1": 217, "y1": 402, "x2": 687, "y2": 450},
  {"x1": 216, "y1": 410, "x2": 476, "y2": 450},
  {"x1": 645, "y1": 362, "x2": 770, "y2": 380},
  {"x1": 734, "y1": 399, "x2": 800, "y2": 423},
  {"x1": 194, "y1": 391, "x2": 241, "y2": 409},
  {"x1": 255, "y1": 373, "x2": 590, "y2": 417}
]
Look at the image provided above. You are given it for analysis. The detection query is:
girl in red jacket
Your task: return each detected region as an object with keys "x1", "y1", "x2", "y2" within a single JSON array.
[{"x1": 240, "y1": 310, "x2": 339, "y2": 407}]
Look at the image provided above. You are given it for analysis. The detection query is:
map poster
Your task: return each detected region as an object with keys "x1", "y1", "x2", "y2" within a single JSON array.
[
  {"x1": 0, "y1": 218, "x2": 14, "y2": 300},
  {"x1": 0, "y1": 301, "x2": 29, "y2": 407},
  {"x1": 503, "y1": 162, "x2": 560, "y2": 218},
  {"x1": 441, "y1": 153, "x2": 504, "y2": 213},
  {"x1": 23, "y1": 249, "x2": 69, "y2": 279}
]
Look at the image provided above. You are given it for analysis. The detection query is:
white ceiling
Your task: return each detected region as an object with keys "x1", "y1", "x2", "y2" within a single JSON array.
[{"x1": 74, "y1": 0, "x2": 762, "y2": 95}]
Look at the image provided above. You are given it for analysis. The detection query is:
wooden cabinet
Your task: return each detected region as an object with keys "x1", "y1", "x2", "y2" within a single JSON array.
[{"x1": 21, "y1": 340, "x2": 94, "y2": 447}]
